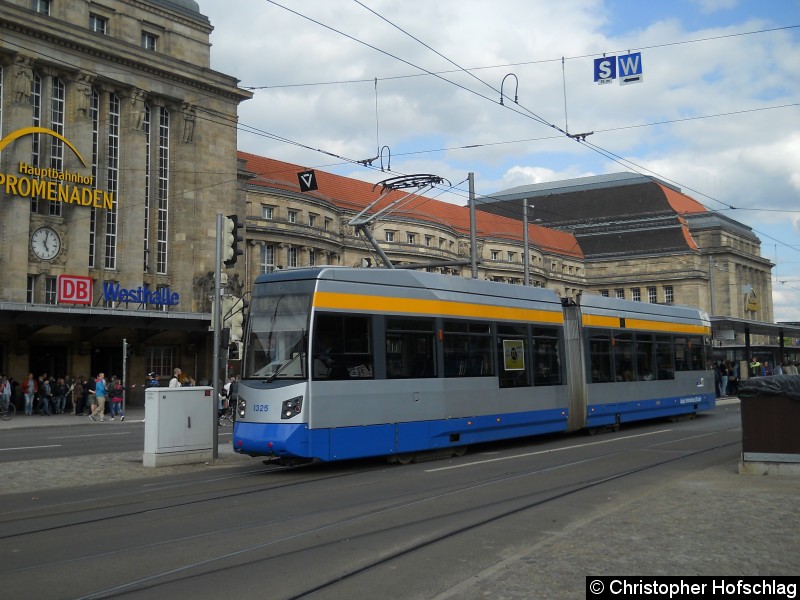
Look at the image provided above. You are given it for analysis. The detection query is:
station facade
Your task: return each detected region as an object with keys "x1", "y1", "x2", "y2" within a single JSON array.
[
  {"x1": 0, "y1": 1, "x2": 790, "y2": 405},
  {"x1": 0, "y1": 0, "x2": 251, "y2": 401}
]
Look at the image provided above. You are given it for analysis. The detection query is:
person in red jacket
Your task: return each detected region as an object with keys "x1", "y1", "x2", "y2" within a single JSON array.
[
  {"x1": 21, "y1": 372, "x2": 38, "y2": 416},
  {"x1": 108, "y1": 378, "x2": 125, "y2": 421}
]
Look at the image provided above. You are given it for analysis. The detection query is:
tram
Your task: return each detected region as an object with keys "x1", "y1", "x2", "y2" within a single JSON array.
[{"x1": 232, "y1": 268, "x2": 714, "y2": 463}]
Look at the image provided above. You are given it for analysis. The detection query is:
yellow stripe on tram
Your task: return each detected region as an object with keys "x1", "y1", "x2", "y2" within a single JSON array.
[
  {"x1": 582, "y1": 314, "x2": 622, "y2": 328},
  {"x1": 313, "y1": 291, "x2": 564, "y2": 324},
  {"x1": 583, "y1": 313, "x2": 710, "y2": 336}
]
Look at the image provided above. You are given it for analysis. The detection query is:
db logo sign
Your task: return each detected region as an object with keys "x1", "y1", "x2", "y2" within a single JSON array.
[{"x1": 58, "y1": 275, "x2": 93, "y2": 305}]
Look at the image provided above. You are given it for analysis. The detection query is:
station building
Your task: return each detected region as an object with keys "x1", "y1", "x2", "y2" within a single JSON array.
[
  {"x1": 0, "y1": 0, "x2": 251, "y2": 401},
  {"x1": 235, "y1": 156, "x2": 785, "y2": 361},
  {"x1": 1, "y1": 1, "x2": 794, "y2": 406}
]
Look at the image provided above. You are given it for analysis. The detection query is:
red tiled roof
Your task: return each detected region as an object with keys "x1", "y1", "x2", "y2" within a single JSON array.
[
  {"x1": 238, "y1": 151, "x2": 583, "y2": 259},
  {"x1": 676, "y1": 216, "x2": 700, "y2": 251},
  {"x1": 657, "y1": 183, "x2": 708, "y2": 215}
]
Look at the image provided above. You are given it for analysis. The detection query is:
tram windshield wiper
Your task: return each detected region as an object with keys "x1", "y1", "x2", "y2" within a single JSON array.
[
  {"x1": 265, "y1": 354, "x2": 298, "y2": 383},
  {"x1": 264, "y1": 329, "x2": 307, "y2": 383}
]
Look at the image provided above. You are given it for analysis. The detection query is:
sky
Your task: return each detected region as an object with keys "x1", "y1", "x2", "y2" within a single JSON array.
[{"x1": 200, "y1": 0, "x2": 800, "y2": 322}]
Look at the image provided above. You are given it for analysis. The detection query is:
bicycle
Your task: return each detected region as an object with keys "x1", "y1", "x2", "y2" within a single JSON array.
[
  {"x1": 218, "y1": 404, "x2": 234, "y2": 426},
  {"x1": 1, "y1": 402, "x2": 16, "y2": 421}
]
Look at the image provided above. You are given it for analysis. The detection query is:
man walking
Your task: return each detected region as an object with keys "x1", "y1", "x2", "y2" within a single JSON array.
[
  {"x1": 89, "y1": 372, "x2": 107, "y2": 422},
  {"x1": 169, "y1": 368, "x2": 182, "y2": 388}
]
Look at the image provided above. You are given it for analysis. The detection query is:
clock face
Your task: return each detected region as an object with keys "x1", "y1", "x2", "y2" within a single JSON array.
[{"x1": 31, "y1": 226, "x2": 61, "y2": 260}]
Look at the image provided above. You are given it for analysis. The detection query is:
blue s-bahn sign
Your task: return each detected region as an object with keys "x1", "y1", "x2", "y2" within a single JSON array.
[{"x1": 594, "y1": 52, "x2": 643, "y2": 85}]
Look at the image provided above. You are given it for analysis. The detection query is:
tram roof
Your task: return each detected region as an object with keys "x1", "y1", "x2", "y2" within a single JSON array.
[
  {"x1": 254, "y1": 267, "x2": 564, "y2": 305},
  {"x1": 579, "y1": 293, "x2": 707, "y2": 323}
]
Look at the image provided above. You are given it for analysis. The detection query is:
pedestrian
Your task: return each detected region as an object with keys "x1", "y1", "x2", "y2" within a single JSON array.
[
  {"x1": 727, "y1": 362, "x2": 738, "y2": 397},
  {"x1": 87, "y1": 375, "x2": 97, "y2": 415},
  {"x1": 89, "y1": 372, "x2": 107, "y2": 422},
  {"x1": 224, "y1": 375, "x2": 236, "y2": 399},
  {"x1": 64, "y1": 376, "x2": 76, "y2": 413},
  {"x1": 712, "y1": 362, "x2": 721, "y2": 397},
  {"x1": 219, "y1": 376, "x2": 235, "y2": 422},
  {"x1": 74, "y1": 376, "x2": 86, "y2": 415},
  {"x1": 1, "y1": 376, "x2": 11, "y2": 412},
  {"x1": 749, "y1": 357, "x2": 761, "y2": 378},
  {"x1": 146, "y1": 372, "x2": 160, "y2": 388},
  {"x1": 22, "y1": 372, "x2": 37, "y2": 415},
  {"x1": 108, "y1": 378, "x2": 125, "y2": 421},
  {"x1": 53, "y1": 377, "x2": 68, "y2": 414},
  {"x1": 718, "y1": 362, "x2": 728, "y2": 397},
  {"x1": 40, "y1": 376, "x2": 52, "y2": 416},
  {"x1": 169, "y1": 368, "x2": 182, "y2": 388}
]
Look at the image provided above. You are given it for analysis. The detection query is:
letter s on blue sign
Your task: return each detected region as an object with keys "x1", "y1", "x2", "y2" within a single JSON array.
[{"x1": 599, "y1": 59, "x2": 613, "y2": 79}]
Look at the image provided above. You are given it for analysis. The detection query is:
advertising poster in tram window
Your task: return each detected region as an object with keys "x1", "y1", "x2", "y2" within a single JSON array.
[{"x1": 503, "y1": 340, "x2": 525, "y2": 371}]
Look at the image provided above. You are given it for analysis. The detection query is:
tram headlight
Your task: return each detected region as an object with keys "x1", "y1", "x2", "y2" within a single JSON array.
[
  {"x1": 281, "y1": 396, "x2": 303, "y2": 419},
  {"x1": 237, "y1": 398, "x2": 247, "y2": 419}
]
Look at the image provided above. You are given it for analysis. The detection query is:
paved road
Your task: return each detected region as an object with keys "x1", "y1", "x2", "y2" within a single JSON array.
[
  {"x1": 1, "y1": 400, "x2": 798, "y2": 600},
  {"x1": 0, "y1": 406, "x2": 242, "y2": 494}
]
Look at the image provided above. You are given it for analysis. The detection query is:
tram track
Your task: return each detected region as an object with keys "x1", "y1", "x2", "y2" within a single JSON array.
[
  {"x1": 6, "y1": 431, "x2": 738, "y2": 600},
  {"x1": 280, "y1": 440, "x2": 741, "y2": 600},
  {"x1": 0, "y1": 462, "x2": 390, "y2": 539},
  {"x1": 1, "y1": 422, "x2": 732, "y2": 540}
]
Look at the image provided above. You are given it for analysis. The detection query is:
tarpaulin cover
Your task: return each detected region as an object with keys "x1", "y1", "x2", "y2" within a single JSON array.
[{"x1": 737, "y1": 375, "x2": 800, "y2": 401}]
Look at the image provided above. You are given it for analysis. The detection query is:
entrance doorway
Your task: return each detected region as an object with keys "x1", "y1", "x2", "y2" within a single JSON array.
[
  {"x1": 29, "y1": 345, "x2": 68, "y2": 378},
  {"x1": 90, "y1": 346, "x2": 124, "y2": 380}
]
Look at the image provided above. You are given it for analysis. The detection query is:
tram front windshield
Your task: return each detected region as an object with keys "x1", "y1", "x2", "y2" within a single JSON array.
[{"x1": 243, "y1": 282, "x2": 312, "y2": 381}]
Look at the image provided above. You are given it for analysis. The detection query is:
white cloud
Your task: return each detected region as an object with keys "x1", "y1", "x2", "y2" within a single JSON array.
[{"x1": 204, "y1": 0, "x2": 800, "y2": 320}]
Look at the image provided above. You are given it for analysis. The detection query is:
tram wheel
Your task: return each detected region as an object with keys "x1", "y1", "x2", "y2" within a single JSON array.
[{"x1": 395, "y1": 453, "x2": 415, "y2": 465}]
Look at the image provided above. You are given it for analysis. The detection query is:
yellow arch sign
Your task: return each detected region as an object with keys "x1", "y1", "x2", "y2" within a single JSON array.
[{"x1": 0, "y1": 126, "x2": 89, "y2": 167}]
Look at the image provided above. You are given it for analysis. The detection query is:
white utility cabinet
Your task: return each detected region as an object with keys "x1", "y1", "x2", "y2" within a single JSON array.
[{"x1": 143, "y1": 386, "x2": 214, "y2": 467}]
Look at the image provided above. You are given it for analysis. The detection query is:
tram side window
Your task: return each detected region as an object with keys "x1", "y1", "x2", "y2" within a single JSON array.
[
  {"x1": 613, "y1": 332, "x2": 635, "y2": 382},
  {"x1": 635, "y1": 334, "x2": 655, "y2": 381},
  {"x1": 533, "y1": 327, "x2": 562, "y2": 386},
  {"x1": 655, "y1": 335, "x2": 674, "y2": 379},
  {"x1": 674, "y1": 336, "x2": 689, "y2": 371},
  {"x1": 498, "y1": 324, "x2": 530, "y2": 388},
  {"x1": 687, "y1": 336, "x2": 705, "y2": 370},
  {"x1": 588, "y1": 331, "x2": 612, "y2": 383},
  {"x1": 443, "y1": 320, "x2": 494, "y2": 377},
  {"x1": 312, "y1": 313, "x2": 373, "y2": 380},
  {"x1": 386, "y1": 318, "x2": 437, "y2": 379}
]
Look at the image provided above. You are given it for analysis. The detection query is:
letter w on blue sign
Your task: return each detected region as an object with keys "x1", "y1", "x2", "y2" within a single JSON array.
[
  {"x1": 593, "y1": 56, "x2": 616, "y2": 85},
  {"x1": 298, "y1": 170, "x2": 318, "y2": 192},
  {"x1": 618, "y1": 52, "x2": 643, "y2": 85}
]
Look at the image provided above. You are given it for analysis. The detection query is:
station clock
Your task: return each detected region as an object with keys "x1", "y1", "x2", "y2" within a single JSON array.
[{"x1": 30, "y1": 226, "x2": 62, "y2": 261}]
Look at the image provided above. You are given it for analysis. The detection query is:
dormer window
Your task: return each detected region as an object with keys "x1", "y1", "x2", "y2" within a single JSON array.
[
  {"x1": 33, "y1": 0, "x2": 50, "y2": 15},
  {"x1": 90, "y1": 14, "x2": 108, "y2": 34},
  {"x1": 142, "y1": 32, "x2": 158, "y2": 51}
]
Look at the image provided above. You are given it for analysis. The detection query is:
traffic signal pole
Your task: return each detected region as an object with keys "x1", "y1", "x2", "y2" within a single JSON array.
[{"x1": 212, "y1": 213, "x2": 223, "y2": 459}]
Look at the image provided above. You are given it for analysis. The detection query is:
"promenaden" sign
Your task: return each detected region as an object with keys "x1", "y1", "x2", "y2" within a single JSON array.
[{"x1": 0, "y1": 127, "x2": 114, "y2": 210}]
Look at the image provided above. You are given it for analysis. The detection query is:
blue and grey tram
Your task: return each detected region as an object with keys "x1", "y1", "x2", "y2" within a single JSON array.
[{"x1": 232, "y1": 268, "x2": 715, "y2": 463}]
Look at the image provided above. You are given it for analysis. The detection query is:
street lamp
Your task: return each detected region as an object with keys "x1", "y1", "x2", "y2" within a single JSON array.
[
  {"x1": 523, "y1": 200, "x2": 540, "y2": 286},
  {"x1": 523, "y1": 200, "x2": 530, "y2": 286}
]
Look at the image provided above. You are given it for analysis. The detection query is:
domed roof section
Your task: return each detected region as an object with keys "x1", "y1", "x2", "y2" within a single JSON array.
[{"x1": 169, "y1": 0, "x2": 200, "y2": 11}]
